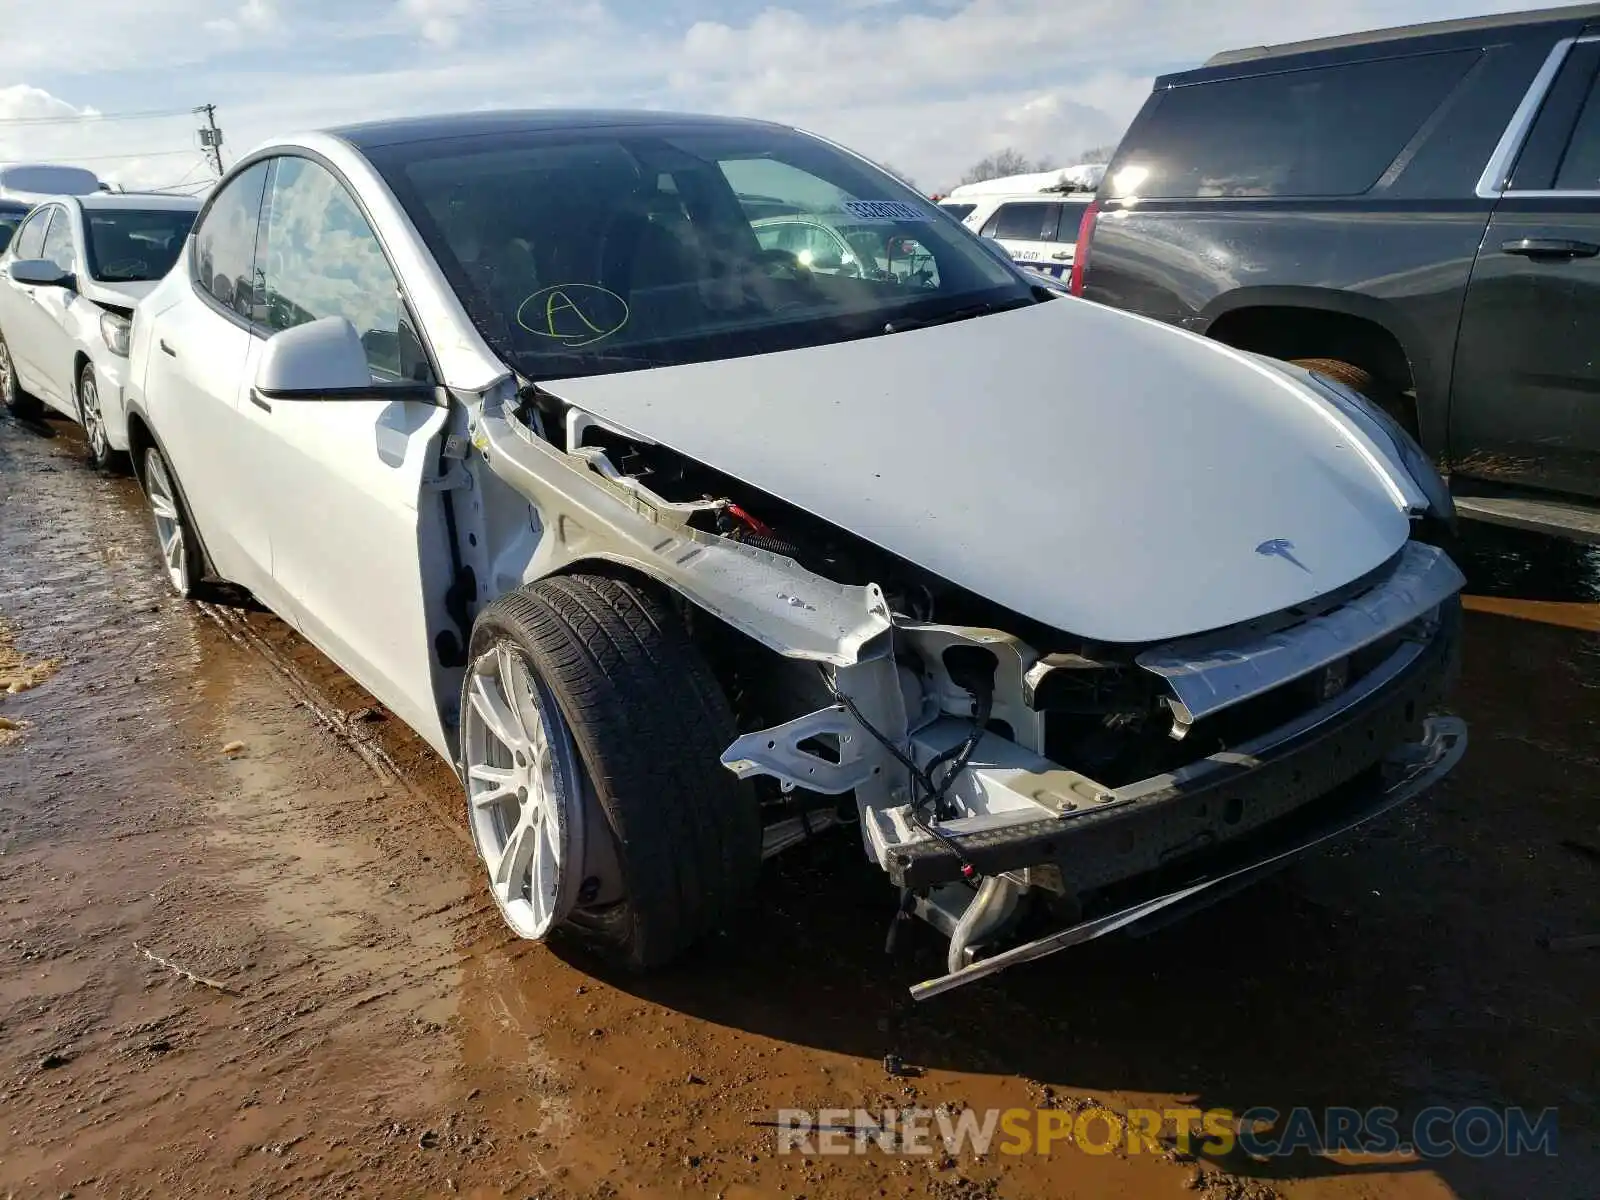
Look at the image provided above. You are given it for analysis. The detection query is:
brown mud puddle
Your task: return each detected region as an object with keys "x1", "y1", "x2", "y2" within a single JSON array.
[{"x1": 1, "y1": 415, "x2": 1597, "y2": 1199}]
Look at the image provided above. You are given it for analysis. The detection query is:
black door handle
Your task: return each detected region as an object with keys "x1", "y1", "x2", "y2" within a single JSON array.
[
  {"x1": 1500, "y1": 237, "x2": 1600, "y2": 259},
  {"x1": 248, "y1": 390, "x2": 272, "y2": 413},
  {"x1": 159, "y1": 339, "x2": 177, "y2": 356}
]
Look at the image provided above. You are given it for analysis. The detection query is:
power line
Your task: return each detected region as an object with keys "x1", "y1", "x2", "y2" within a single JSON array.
[
  {"x1": 141, "y1": 177, "x2": 215, "y2": 196},
  {"x1": 6, "y1": 148, "x2": 200, "y2": 164},
  {"x1": 0, "y1": 108, "x2": 192, "y2": 127},
  {"x1": 143, "y1": 159, "x2": 214, "y2": 193}
]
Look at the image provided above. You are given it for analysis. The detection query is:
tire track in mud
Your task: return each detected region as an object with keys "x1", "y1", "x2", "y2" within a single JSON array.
[
  {"x1": 0, "y1": 416, "x2": 513, "y2": 1196},
  {"x1": 194, "y1": 599, "x2": 407, "y2": 786}
]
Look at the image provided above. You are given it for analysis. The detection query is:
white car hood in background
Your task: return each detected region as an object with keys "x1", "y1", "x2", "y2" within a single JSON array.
[
  {"x1": 81, "y1": 278, "x2": 158, "y2": 307},
  {"x1": 540, "y1": 300, "x2": 1418, "y2": 644}
]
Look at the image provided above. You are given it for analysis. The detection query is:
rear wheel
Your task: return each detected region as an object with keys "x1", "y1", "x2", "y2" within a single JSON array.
[
  {"x1": 0, "y1": 332, "x2": 42, "y2": 419},
  {"x1": 1290, "y1": 357, "x2": 1418, "y2": 438},
  {"x1": 141, "y1": 445, "x2": 202, "y2": 598},
  {"x1": 461, "y1": 574, "x2": 761, "y2": 972}
]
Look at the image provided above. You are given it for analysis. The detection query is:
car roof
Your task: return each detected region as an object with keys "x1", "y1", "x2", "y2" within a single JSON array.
[
  {"x1": 964, "y1": 192, "x2": 1094, "y2": 205},
  {"x1": 326, "y1": 109, "x2": 789, "y2": 151},
  {"x1": 1203, "y1": 2, "x2": 1600, "y2": 69}
]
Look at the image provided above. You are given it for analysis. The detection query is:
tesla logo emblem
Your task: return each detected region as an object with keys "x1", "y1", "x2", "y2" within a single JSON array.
[{"x1": 1255, "y1": 538, "x2": 1310, "y2": 572}]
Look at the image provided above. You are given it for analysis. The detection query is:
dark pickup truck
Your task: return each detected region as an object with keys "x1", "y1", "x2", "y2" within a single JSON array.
[{"x1": 1073, "y1": 3, "x2": 1600, "y2": 544}]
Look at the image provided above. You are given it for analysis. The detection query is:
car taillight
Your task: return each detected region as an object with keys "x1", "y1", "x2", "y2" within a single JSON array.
[{"x1": 1068, "y1": 200, "x2": 1099, "y2": 296}]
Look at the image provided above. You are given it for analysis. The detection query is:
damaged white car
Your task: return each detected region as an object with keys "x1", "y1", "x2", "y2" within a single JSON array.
[{"x1": 123, "y1": 112, "x2": 1468, "y2": 998}]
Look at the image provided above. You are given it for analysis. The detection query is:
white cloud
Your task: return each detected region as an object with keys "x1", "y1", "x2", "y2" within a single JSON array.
[
  {"x1": 0, "y1": 0, "x2": 1572, "y2": 190},
  {"x1": 401, "y1": 0, "x2": 477, "y2": 47},
  {"x1": 0, "y1": 85, "x2": 98, "y2": 125},
  {"x1": 206, "y1": 0, "x2": 283, "y2": 41},
  {"x1": 0, "y1": 85, "x2": 209, "y2": 193}
]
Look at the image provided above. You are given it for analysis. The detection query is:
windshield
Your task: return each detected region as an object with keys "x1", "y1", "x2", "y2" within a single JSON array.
[
  {"x1": 939, "y1": 202, "x2": 976, "y2": 221},
  {"x1": 366, "y1": 123, "x2": 1033, "y2": 380},
  {"x1": 85, "y1": 209, "x2": 197, "y2": 282}
]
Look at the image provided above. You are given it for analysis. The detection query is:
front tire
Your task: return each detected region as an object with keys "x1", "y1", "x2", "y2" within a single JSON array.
[
  {"x1": 0, "y1": 331, "x2": 42, "y2": 419},
  {"x1": 141, "y1": 445, "x2": 202, "y2": 598},
  {"x1": 77, "y1": 362, "x2": 120, "y2": 472},
  {"x1": 461, "y1": 574, "x2": 761, "y2": 972}
]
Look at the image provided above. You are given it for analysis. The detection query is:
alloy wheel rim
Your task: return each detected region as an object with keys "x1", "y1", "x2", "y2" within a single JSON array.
[
  {"x1": 462, "y1": 644, "x2": 584, "y2": 938},
  {"x1": 80, "y1": 373, "x2": 106, "y2": 458},
  {"x1": 0, "y1": 340, "x2": 13, "y2": 402},
  {"x1": 144, "y1": 453, "x2": 187, "y2": 592}
]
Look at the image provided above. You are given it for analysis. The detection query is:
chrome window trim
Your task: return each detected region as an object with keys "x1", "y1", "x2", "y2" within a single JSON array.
[
  {"x1": 1476, "y1": 35, "x2": 1581, "y2": 199},
  {"x1": 1496, "y1": 188, "x2": 1600, "y2": 197}
]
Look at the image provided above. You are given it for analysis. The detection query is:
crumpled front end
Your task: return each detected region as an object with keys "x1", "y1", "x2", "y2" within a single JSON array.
[
  {"x1": 472, "y1": 376, "x2": 1467, "y2": 1000},
  {"x1": 722, "y1": 539, "x2": 1468, "y2": 998}
]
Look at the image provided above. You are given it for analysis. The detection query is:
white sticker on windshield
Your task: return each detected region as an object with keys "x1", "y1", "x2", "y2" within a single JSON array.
[{"x1": 840, "y1": 199, "x2": 934, "y2": 222}]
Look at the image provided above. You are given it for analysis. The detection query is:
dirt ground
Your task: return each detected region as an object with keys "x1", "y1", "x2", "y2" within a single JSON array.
[{"x1": 1, "y1": 410, "x2": 1596, "y2": 1200}]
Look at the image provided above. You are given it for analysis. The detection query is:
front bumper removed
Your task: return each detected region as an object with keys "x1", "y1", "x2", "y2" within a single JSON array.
[
  {"x1": 890, "y1": 586, "x2": 1465, "y2": 999},
  {"x1": 908, "y1": 713, "x2": 1466, "y2": 999}
]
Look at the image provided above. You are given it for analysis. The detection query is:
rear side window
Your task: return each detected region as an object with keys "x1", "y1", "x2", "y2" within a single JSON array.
[
  {"x1": 11, "y1": 208, "x2": 51, "y2": 260},
  {"x1": 1544, "y1": 48, "x2": 1600, "y2": 190},
  {"x1": 983, "y1": 202, "x2": 1060, "y2": 241},
  {"x1": 1056, "y1": 199, "x2": 1092, "y2": 240},
  {"x1": 1109, "y1": 50, "x2": 1479, "y2": 198},
  {"x1": 193, "y1": 160, "x2": 269, "y2": 317},
  {"x1": 1557, "y1": 93, "x2": 1600, "y2": 190}
]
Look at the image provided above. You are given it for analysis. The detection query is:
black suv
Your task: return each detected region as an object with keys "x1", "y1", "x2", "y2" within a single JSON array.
[{"x1": 1074, "y1": 3, "x2": 1600, "y2": 544}]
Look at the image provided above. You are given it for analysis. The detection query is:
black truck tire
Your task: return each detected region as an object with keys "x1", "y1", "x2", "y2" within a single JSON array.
[{"x1": 1290, "y1": 357, "x2": 1419, "y2": 438}]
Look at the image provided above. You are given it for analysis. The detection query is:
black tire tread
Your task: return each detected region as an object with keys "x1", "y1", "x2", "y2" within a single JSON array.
[
  {"x1": 468, "y1": 573, "x2": 760, "y2": 971},
  {"x1": 0, "y1": 333, "x2": 43, "y2": 419}
]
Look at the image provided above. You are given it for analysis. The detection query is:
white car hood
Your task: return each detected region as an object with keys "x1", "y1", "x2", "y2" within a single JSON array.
[{"x1": 540, "y1": 299, "x2": 1420, "y2": 644}]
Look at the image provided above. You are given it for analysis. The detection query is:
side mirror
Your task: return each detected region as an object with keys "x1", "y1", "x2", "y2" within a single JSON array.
[
  {"x1": 8, "y1": 258, "x2": 74, "y2": 289},
  {"x1": 255, "y1": 315, "x2": 436, "y2": 403}
]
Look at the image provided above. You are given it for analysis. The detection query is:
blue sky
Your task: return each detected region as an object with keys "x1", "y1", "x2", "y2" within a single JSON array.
[{"x1": 0, "y1": 0, "x2": 1574, "y2": 193}]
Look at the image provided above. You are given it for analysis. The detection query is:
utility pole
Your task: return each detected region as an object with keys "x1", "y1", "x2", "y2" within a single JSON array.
[{"x1": 195, "y1": 104, "x2": 225, "y2": 178}]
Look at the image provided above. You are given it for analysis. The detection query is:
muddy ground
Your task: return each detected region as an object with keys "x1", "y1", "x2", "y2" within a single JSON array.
[{"x1": 0, "y1": 411, "x2": 1596, "y2": 1200}]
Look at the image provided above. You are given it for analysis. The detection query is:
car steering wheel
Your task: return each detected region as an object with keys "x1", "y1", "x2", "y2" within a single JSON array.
[
  {"x1": 751, "y1": 247, "x2": 813, "y2": 279},
  {"x1": 101, "y1": 258, "x2": 148, "y2": 278}
]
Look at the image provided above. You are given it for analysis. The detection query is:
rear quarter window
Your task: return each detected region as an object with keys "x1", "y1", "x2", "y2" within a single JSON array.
[
  {"x1": 982, "y1": 202, "x2": 1059, "y2": 240},
  {"x1": 1108, "y1": 49, "x2": 1481, "y2": 199}
]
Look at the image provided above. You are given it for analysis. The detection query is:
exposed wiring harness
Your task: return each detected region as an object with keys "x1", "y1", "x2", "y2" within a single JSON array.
[{"x1": 819, "y1": 665, "x2": 994, "y2": 880}]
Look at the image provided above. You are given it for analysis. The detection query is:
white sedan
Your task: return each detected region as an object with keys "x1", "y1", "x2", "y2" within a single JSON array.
[
  {"x1": 123, "y1": 112, "x2": 1468, "y2": 998},
  {"x1": 0, "y1": 193, "x2": 198, "y2": 469}
]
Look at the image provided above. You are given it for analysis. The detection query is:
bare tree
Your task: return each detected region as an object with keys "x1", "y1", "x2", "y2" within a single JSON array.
[
  {"x1": 958, "y1": 148, "x2": 1047, "y2": 186},
  {"x1": 877, "y1": 162, "x2": 919, "y2": 190},
  {"x1": 1075, "y1": 143, "x2": 1119, "y2": 164}
]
